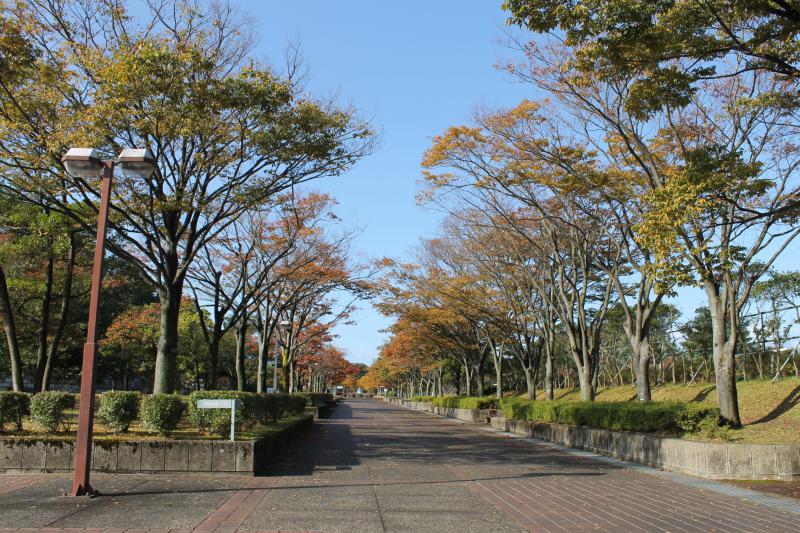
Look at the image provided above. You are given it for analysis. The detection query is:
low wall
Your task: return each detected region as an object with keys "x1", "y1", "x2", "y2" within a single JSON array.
[
  {"x1": 304, "y1": 402, "x2": 335, "y2": 420},
  {"x1": 394, "y1": 399, "x2": 494, "y2": 424},
  {"x1": 0, "y1": 415, "x2": 313, "y2": 476},
  {"x1": 491, "y1": 416, "x2": 800, "y2": 481}
]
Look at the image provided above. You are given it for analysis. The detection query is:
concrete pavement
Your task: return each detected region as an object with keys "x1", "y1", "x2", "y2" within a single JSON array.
[{"x1": 0, "y1": 398, "x2": 798, "y2": 532}]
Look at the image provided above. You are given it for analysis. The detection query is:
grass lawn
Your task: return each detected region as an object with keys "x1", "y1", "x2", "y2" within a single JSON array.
[{"x1": 521, "y1": 378, "x2": 800, "y2": 444}]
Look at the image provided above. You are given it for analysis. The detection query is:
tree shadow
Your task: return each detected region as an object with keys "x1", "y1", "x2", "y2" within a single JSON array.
[
  {"x1": 750, "y1": 384, "x2": 800, "y2": 425},
  {"x1": 689, "y1": 386, "x2": 716, "y2": 403},
  {"x1": 100, "y1": 470, "x2": 605, "y2": 497}
]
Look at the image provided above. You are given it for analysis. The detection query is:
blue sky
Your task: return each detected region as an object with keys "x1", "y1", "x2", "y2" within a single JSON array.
[
  {"x1": 239, "y1": 1, "x2": 533, "y2": 364},
  {"x1": 239, "y1": 1, "x2": 799, "y2": 365}
]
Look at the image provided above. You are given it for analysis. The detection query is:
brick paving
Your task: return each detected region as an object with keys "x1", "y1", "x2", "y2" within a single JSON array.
[{"x1": 1, "y1": 399, "x2": 799, "y2": 532}]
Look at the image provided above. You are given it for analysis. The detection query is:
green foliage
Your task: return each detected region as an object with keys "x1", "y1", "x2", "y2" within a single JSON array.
[
  {"x1": 98, "y1": 391, "x2": 140, "y2": 433},
  {"x1": 187, "y1": 391, "x2": 306, "y2": 438},
  {"x1": 295, "y1": 392, "x2": 333, "y2": 407},
  {"x1": 409, "y1": 396, "x2": 433, "y2": 402},
  {"x1": 270, "y1": 394, "x2": 307, "y2": 421},
  {"x1": 188, "y1": 391, "x2": 254, "y2": 437},
  {"x1": 140, "y1": 394, "x2": 185, "y2": 436},
  {"x1": 500, "y1": 397, "x2": 720, "y2": 435},
  {"x1": 251, "y1": 414, "x2": 313, "y2": 440},
  {"x1": 0, "y1": 392, "x2": 31, "y2": 432},
  {"x1": 30, "y1": 392, "x2": 75, "y2": 433},
  {"x1": 503, "y1": 0, "x2": 800, "y2": 117},
  {"x1": 431, "y1": 396, "x2": 498, "y2": 410}
]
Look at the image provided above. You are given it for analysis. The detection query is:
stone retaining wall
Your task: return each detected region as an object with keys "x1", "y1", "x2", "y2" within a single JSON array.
[
  {"x1": 0, "y1": 415, "x2": 313, "y2": 475},
  {"x1": 392, "y1": 399, "x2": 494, "y2": 424},
  {"x1": 491, "y1": 416, "x2": 800, "y2": 481}
]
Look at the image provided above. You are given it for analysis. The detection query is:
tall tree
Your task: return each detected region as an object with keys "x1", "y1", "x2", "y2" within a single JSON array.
[{"x1": 0, "y1": 1, "x2": 374, "y2": 392}]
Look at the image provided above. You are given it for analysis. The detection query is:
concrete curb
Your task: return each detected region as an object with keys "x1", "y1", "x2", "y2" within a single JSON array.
[{"x1": 0, "y1": 414, "x2": 313, "y2": 475}]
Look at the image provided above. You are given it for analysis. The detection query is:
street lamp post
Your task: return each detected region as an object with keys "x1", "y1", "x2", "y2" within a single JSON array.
[{"x1": 62, "y1": 148, "x2": 157, "y2": 497}]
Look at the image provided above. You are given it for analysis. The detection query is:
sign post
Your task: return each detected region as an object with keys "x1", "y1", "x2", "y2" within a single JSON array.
[{"x1": 197, "y1": 399, "x2": 240, "y2": 441}]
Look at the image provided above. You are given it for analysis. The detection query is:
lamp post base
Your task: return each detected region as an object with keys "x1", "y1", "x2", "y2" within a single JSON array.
[{"x1": 67, "y1": 483, "x2": 98, "y2": 498}]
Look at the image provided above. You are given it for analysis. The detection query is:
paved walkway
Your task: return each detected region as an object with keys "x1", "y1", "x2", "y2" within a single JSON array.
[{"x1": 1, "y1": 399, "x2": 799, "y2": 532}]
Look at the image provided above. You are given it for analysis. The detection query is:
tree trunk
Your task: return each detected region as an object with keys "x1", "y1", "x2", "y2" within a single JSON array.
[
  {"x1": 463, "y1": 360, "x2": 472, "y2": 397},
  {"x1": 524, "y1": 367, "x2": 536, "y2": 400},
  {"x1": 578, "y1": 364, "x2": 595, "y2": 401},
  {"x1": 707, "y1": 286, "x2": 742, "y2": 427},
  {"x1": 42, "y1": 232, "x2": 77, "y2": 391},
  {"x1": 493, "y1": 355, "x2": 503, "y2": 399},
  {"x1": 33, "y1": 246, "x2": 54, "y2": 393},
  {"x1": 634, "y1": 337, "x2": 652, "y2": 402},
  {"x1": 234, "y1": 314, "x2": 248, "y2": 391},
  {"x1": 0, "y1": 267, "x2": 23, "y2": 391},
  {"x1": 255, "y1": 315, "x2": 271, "y2": 393},
  {"x1": 154, "y1": 280, "x2": 183, "y2": 393}
]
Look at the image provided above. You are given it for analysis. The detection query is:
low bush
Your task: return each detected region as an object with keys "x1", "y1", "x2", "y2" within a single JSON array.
[
  {"x1": 499, "y1": 397, "x2": 721, "y2": 434},
  {"x1": 188, "y1": 391, "x2": 256, "y2": 437},
  {"x1": 30, "y1": 391, "x2": 75, "y2": 433},
  {"x1": 409, "y1": 396, "x2": 433, "y2": 402},
  {"x1": 431, "y1": 396, "x2": 498, "y2": 410},
  {"x1": 140, "y1": 394, "x2": 185, "y2": 436},
  {"x1": 296, "y1": 392, "x2": 333, "y2": 407},
  {"x1": 98, "y1": 391, "x2": 140, "y2": 433},
  {"x1": 0, "y1": 391, "x2": 31, "y2": 432},
  {"x1": 187, "y1": 391, "x2": 307, "y2": 437}
]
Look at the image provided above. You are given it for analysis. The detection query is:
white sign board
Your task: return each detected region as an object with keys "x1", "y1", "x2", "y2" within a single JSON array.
[{"x1": 197, "y1": 399, "x2": 240, "y2": 441}]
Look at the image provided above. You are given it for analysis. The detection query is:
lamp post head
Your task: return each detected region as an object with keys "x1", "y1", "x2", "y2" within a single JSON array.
[
  {"x1": 116, "y1": 148, "x2": 157, "y2": 179},
  {"x1": 61, "y1": 148, "x2": 104, "y2": 178},
  {"x1": 280, "y1": 320, "x2": 291, "y2": 328}
]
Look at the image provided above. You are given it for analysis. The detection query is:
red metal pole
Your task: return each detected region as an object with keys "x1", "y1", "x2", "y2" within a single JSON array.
[{"x1": 69, "y1": 160, "x2": 113, "y2": 497}]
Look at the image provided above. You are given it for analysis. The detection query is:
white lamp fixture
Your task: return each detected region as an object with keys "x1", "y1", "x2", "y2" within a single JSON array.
[
  {"x1": 116, "y1": 148, "x2": 157, "y2": 178},
  {"x1": 61, "y1": 148, "x2": 104, "y2": 178}
]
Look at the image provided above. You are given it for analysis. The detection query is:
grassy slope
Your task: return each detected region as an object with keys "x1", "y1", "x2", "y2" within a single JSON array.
[{"x1": 519, "y1": 378, "x2": 800, "y2": 443}]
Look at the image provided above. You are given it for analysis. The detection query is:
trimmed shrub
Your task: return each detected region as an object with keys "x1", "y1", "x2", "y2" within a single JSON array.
[
  {"x1": 296, "y1": 392, "x2": 333, "y2": 407},
  {"x1": 98, "y1": 391, "x2": 140, "y2": 433},
  {"x1": 188, "y1": 391, "x2": 255, "y2": 437},
  {"x1": 140, "y1": 394, "x2": 184, "y2": 436},
  {"x1": 0, "y1": 391, "x2": 31, "y2": 432},
  {"x1": 274, "y1": 394, "x2": 307, "y2": 420},
  {"x1": 431, "y1": 396, "x2": 498, "y2": 410},
  {"x1": 409, "y1": 396, "x2": 433, "y2": 402},
  {"x1": 187, "y1": 391, "x2": 308, "y2": 438},
  {"x1": 30, "y1": 391, "x2": 75, "y2": 433},
  {"x1": 498, "y1": 397, "x2": 721, "y2": 435}
]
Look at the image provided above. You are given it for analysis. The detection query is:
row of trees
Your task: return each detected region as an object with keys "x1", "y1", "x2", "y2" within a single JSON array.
[
  {"x1": 365, "y1": 0, "x2": 800, "y2": 427},
  {"x1": 0, "y1": 1, "x2": 372, "y2": 394}
]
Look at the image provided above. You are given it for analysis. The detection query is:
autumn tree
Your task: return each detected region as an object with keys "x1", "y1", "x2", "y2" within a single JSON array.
[
  {"x1": 0, "y1": 0, "x2": 374, "y2": 393},
  {"x1": 504, "y1": 0, "x2": 800, "y2": 117},
  {"x1": 0, "y1": 195, "x2": 87, "y2": 391}
]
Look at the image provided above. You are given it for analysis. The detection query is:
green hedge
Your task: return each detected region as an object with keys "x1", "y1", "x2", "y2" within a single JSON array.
[
  {"x1": 431, "y1": 396, "x2": 498, "y2": 410},
  {"x1": 140, "y1": 394, "x2": 185, "y2": 436},
  {"x1": 187, "y1": 391, "x2": 307, "y2": 437},
  {"x1": 409, "y1": 396, "x2": 433, "y2": 402},
  {"x1": 0, "y1": 392, "x2": 31, "y2": 432},
  {"x1": 499, "y1": 397, "x2": 721, "y2": 434},
  {"x1": 30, "y1": 391, "x2": 75, "y2": 433},
  {"x1": 296, "y1": 392, "x2": 333, "y2": 407},
  {"x1": 98, "y1": 391, "x2": 140, "y2": 433}
]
